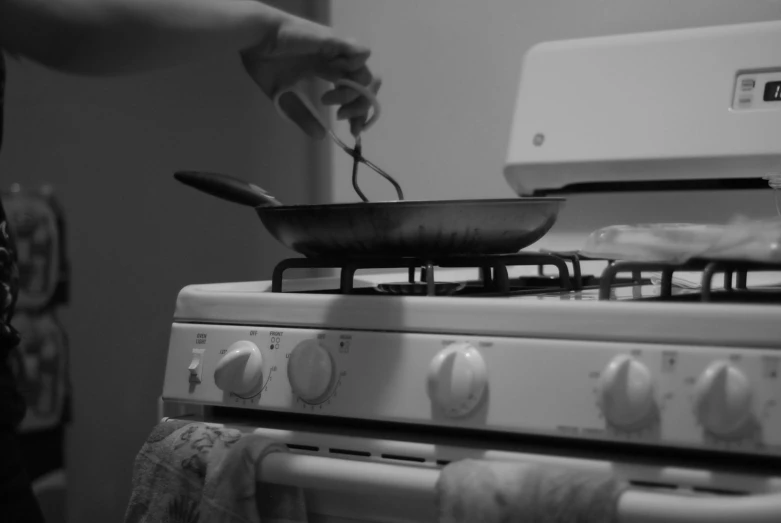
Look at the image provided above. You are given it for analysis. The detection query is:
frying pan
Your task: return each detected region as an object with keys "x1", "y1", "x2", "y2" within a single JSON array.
[
  {"x1": 174, "y1": 170, "x2": 564, "y2": 258},
  {"x1": 175, "y1": 79, "x2": 564, "y2": 258}
]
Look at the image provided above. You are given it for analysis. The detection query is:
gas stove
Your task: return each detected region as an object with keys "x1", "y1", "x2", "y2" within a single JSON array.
[
  {"x1": 164, "y1": 253, "x2": 781, "y2": 457},
  {"x1": 160, "y1": 252, "x2": 781, "y2": 519},
  {"x1": 158, "y1": 20, "x2": 781, "y2": 522}
]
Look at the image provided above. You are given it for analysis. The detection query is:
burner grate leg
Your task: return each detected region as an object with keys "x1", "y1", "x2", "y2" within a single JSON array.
[
  {"x1": 424, "y1": 262, "x2": 435, "y2": 296},
  {"x1": 272, "y1": 258, "x2": 334, "y2": 292},
  {"x1": 701, "y1": 262, "x2": 721, "y2": 302},
  {"x1": 479, "y1": 267, "x2": 493, "y2": 290},
  {"x1": 660, "y1": 268, "x2": 674, "y2": 298},
  {"x1": 723, "y1": 270, "x2": 734, "y2": 291},
  {"x1": 491, "y1": 262, "x2": 510, "y2": 293},
  {"x1": 570, "y1": 254, "x2": 583, "y2": 290},
  {"x1": 736, "y1": 270, "x2": 748, "y2": 290},
  {"x1": 537, "y1": 251, "x2": 579, "y2": 290},
  {"x1": 340, "y1": 264, "x2": 357, "y2": 294},
  {"x1": 511, "y1": 254, "x2": 573, "y2": 291},
  {"x1": 598, "y1": 260, "x2": 700, "y2": 300}
]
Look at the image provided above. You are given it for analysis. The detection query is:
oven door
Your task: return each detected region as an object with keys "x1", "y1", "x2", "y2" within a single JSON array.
[{"x1": 158, "y1": 416, "x2": 781, "y2": 523}]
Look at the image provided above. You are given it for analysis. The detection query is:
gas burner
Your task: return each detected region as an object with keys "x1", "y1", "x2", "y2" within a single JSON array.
[{"x1": 377, "y1": 281, "x2": 466, "y2": 296}]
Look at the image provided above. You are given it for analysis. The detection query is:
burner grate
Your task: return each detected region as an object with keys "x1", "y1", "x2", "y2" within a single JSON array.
[
  {"x1": 271, "y1": 251, "x2": 781, "y2": 302},
  {"x1": 271, "y1": 253, "x2": 573, "y2": 296},
  {"x1": 597, "y1": 258, "x2": 781, "y2": 302}
]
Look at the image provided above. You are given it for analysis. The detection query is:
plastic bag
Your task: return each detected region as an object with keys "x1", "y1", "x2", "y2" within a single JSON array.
[{"x1": 580, "y1": 217, "x2": 781, "y2": 264}]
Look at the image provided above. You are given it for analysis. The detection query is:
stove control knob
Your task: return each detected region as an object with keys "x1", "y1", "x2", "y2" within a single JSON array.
[
  {"x1": 598, "y1": 355, "x2": 656, "y2": 429},
  {"x1": 693, "y1": 361, "x2": 753, "y2": 437},
  {"x1": 287, "y1": 340, "x2": 334, "y2": 404},
  {"x1": 214, "y1": 341, "x2": 264, "y2": 396},
  {"x1": 427, "y1": 343, "x2": 487, "y2": 418}
]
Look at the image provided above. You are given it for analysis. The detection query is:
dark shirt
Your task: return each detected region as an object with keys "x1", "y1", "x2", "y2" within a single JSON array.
[{"x1": 0, "y1": 51, "x2": 26, "y2": 428}]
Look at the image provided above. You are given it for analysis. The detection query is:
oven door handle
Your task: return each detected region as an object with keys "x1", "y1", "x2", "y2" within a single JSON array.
[
  {"x1": 260, "y1": 453, "x2": 781, "y2": 523},
  {"x1": 260, "y1": 452, "x2": 438, "y2": 501},
  {"x1": 621, "y1": 489, "x2": 781, "y2": 523}
]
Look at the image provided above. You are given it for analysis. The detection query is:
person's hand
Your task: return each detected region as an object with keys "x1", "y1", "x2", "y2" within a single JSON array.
[{"x1": 241, "y1": 15, "x2": 381, "y2": 138}]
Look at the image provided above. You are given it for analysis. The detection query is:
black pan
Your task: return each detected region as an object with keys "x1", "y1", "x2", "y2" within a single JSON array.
[{"x1": 174, "y1": 170, "x2": 564, "y2": 258}]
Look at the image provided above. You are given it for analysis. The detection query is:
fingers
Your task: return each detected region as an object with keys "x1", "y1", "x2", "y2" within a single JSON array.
[
  {"x1": 315, "y1": 57, "x2": 373, "y2": 85},
  {"x1": 346, "y1": 77, "x2": 382, "y2": 136},
  {"x1": 317, "y1": 68, "x2": 381, "y2": 136},
  {"x1": 321, "y1": 85, "x2": 361, "y2": 106},
  {"x1": 320, "y1": 66, "x2": 377, "y2": 105},
  {"x1": 335, "y1": 76, "x2": 381, "y2": 119},
  {"x1": 349, "y1": 117, "x2": 367, "y2": 138},
  {"x1": 253, "y1": 18, "x2": 382, "y2": 138},
  {"x1": 343, "y1": 65, "x2": 372, "y2": 86},
  {"x1": 321, "y1": 37, "x2": 371, "y2": 70}
]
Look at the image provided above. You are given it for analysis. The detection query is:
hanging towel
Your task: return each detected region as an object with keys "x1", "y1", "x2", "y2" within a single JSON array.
[
  {"x1": 124, "y1": 420, "x2": 307, "y2": 523},
  {"x1": 436, "y1": 459, "x2": 627, "y2": 523}
]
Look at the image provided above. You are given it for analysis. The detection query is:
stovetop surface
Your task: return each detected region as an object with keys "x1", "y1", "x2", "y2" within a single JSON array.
[{"x1": 525, "y1": 284, "x2": 691, "y2": 301}]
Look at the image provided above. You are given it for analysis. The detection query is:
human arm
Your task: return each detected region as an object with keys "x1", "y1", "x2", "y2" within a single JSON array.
[
  {"x1": 0, "y1": 0, "x2": 289, "y2": 74},
  {"x1": 0, "y1": 0, "x2": 380, "y2": 134}
]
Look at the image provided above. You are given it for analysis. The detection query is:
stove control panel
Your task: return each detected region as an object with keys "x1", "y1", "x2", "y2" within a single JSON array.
[{"x1": 163, "y1": 323, "x2": 781, "y2": 457}]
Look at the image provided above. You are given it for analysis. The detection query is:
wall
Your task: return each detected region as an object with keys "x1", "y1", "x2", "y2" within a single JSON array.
[
  {"x1": 331, "y1": 0, "x2": 781, "y2": 249},
  {"x1": 0, "y1": 1, "x2": 328, "y2": 521}
]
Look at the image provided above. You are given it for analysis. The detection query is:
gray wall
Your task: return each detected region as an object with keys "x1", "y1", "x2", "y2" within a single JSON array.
[
  {"x1": 0, "y1": 1, "x2": 328, "y2": 521},
  {"x1": 331, "y1": 0, "x2": 781, "y2": 249}
]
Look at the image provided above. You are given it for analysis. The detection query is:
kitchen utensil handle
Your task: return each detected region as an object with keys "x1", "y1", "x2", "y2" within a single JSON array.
[
  {"x1": 173, "y1": 170, "x2": 282, "y2": 207},
  {"x1": 272, "y1": 78, "x2": 381, "y2": 137}
]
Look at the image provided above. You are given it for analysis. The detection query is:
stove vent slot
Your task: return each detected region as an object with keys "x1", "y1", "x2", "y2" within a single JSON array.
[
  {"x1": 629, "y1": 480, "x2": 747, "y2": 496},
  {"x1": 329, "y1": 448, "x2": 371, "y2": 458},
  {"x1": 286, "y1": 444, "x2": 319, "y2": 452},
  {"x1": 381, "y1": 453, "x2": 426, "y2": 463},
  {"x1": 690, "y1": 486, "x2": 747, "y2": 496},
  {"x1": 629, "y1": 480, "x2": 678, "y2": 491}
]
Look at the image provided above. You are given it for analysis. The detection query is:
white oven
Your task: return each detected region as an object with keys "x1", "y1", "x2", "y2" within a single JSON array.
[{"x1": 159, "y1": 20, "x2": 781, "y2": 522}]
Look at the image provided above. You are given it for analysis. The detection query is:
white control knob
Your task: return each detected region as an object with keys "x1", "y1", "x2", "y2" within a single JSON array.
[
  {"x1": 598, "y1": 355, "x2": 656, "y2": 429},
  {"x1": 427, "y1": 342, "x2": 487, "y2": 418},
  {"x1": 213, "y1": 341, "x2": 264, "y2": 396},
  {"x1": 693, "y1": 361, "x2": 753, "y2": 437},
  {"x1": 287, "y1": 340, "x2": 335, "y2": 404}
]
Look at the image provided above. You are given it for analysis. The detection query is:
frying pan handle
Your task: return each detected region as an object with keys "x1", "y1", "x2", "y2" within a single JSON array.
[
  {"x1": 273, "y1": 79, "x2": 381, "y2": 138},
  {"x1": 173, "y1": 170, "x2": 282, "y2": 207}
]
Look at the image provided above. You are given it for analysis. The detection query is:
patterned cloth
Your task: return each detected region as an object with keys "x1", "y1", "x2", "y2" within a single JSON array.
[
  {"x1": 436, "y1": 459, "x2": 627, "y2": 523},
  {"x1": 124, "y1": 420, "x2": 309, "y2": 523}
]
